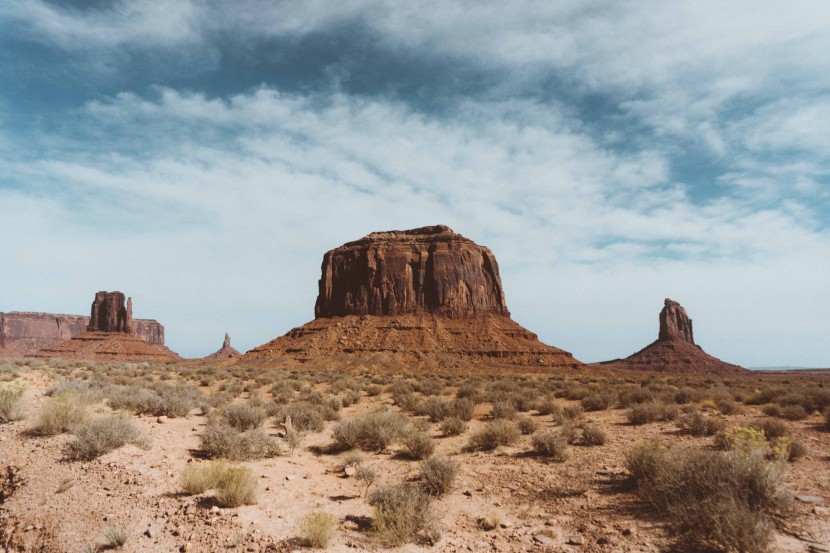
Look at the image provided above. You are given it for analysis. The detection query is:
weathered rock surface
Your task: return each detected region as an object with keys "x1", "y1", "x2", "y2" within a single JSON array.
[
  {"x1": 246, "y1": 225, "x2": 581, "y2": 369},
  {"x1": 315, "y1": 225, "x2": 509, "y2": 318},
  {"x1": 204, "y1": 333, "x2": 241, "y2": 359},
  {"x1": 31, "y1": 292, "x2": 179, "y2": 361},
  {"x1": 0, "y1": 311, "x2": 165, "y2": 357},
  {"x1": 595, "y1": 298, "x2": 746, "y2": 374}
]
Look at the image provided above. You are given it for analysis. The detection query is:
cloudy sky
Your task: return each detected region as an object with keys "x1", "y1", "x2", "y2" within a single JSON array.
[{"x1": 1, "y1": 1, "x2": 829, "y2": 366}]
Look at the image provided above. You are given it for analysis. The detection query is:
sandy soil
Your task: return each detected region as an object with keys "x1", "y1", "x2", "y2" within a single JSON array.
[{"x1": 1, "y1": 364, "x2": 829, "y2": 553}]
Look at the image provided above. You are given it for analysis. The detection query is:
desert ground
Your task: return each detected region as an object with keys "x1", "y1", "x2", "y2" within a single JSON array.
[{"x1": 1, "y1": 358, "x2": 829, "y2": 553}]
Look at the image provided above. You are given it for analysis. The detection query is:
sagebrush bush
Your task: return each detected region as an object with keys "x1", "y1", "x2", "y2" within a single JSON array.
[
  {"x1": 675, "y1": 411, "x2": 725, "y2": 437},
  {"x1": 516, "y1": 415, "x2": 538, "y2": 435},
  {"x1": 626, "y1": 444, "x2": 789, "y2": 553},
  {"x1": 402, "y1": 431, "x2": 435, "y2": 460},
  {"x1": 579, "y1": 423, "x2": 607, "y2": 446},
  {"x1": 68, "y1": 415, "x2": 149, "y2": 460},
  {"x1": 531, "y1": 430, "x2": 568, "y2": 460},
  {"x1": 780, "y1": 405, "x2": 807, "y2": 421},
  {"x1": 439, "y1": 417, "x2": 467, "y2": 436},
  {"x1": 223, "y1": 402, "x2": 267, "y2": 431},
  {"x1": 299, "y1": 511, "x2": 338, "y2": 548},
  {"x1": 30, "y1": 392, "x2": 88, "y2": 436},
  {"x1": 368, "y1": 483, "x2": 435, "y2": 546},
  {"x1": 420, "y1": 457, "x2": 458, "y2": 497},
  {"x1": 466, "y1": 420, "x2": 520, "y2": 451},
  {"x1": 751, "y1": 418, "x2": 789, "y2": 440},
  {"x1": 181, "y1": 459, "x2": 234, "y2": 495},
  {"x1": 215, "y1": 465, "x2": 258, "y2": 507},
  {"x1": 626, "y1": 401, "x2": 678, "y2": 425},
  {"x1": 278, "y1": 402, "x2": 326, "y2": 432},
  {"x1": 580, "y1": 392, "x2": 615, "y2": 411},
  {"x1": 200, "y1": 420, "x2": 282, "y2": 460},
  {"x1": 490, "y1": 400, "x2": 517, "y2": 420},
  {"x1": 332, "y1": 411, "x2": 410, "y2": 452},
  {"x1": 0, "y1": 380, "x2": 26, "y2": 423}
]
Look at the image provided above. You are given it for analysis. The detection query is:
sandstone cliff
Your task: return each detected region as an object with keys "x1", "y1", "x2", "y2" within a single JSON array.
[
  {"x1": 246, "y1": 225, "x2": 581, "y2": 369},
  {"x1": 595, "y1": 298, "x2": 746, "y2": 374}
]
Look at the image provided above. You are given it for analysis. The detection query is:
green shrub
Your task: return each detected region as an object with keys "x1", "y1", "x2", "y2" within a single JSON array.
[
  {"x1": 368, "y1": 484, "x2": 435, "y2": 546},
  {"x1": 402, "y1": 431, "x2": 435, "y2": 460},
  {"x1": 531, "y1": 430, "x2": 568, "y2": 460},
  {"x1": 299, "y1": 511, "x2": 338, "y2": 548},
  {"x1": 200, "y1": 420, "x2": 282, "y2": 461},
  {"x1": 0, "y1": 380, "x2": 26, "y2": 423},
  {"x1": 332, "y1": 411, "x2": 410, "y2": 452},
  {"x1": 420, "y1": 457, "x2": 458, "y2": 497},
  {"x1": 68, "y1": 415, "x2": 149, "y2": 460},
  {"x1": 466, "y1": 420, "x2": 520, "y2": 451},
  {"x1": 715, "y1": 426, "x2": 767, "y2": 457},
  {"x1": 626, "y1": 445, "x2": 789, "y2": 553},
  {"x1": 438, "y1": 417, "x2": 467, "y2": 436},
  {"x1": 30, "y1": 392, "x2": 88, "y2": 436}
]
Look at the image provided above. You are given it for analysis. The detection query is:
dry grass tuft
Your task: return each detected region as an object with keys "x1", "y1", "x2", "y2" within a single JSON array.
[
  {"x1": 67, "y1": 415, "x2": 149, "y2": 460},
  {"x1": 298, "y1": 511, "x2": 338, "y2": 548}
]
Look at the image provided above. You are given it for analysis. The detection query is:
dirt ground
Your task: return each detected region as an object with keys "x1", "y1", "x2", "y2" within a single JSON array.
[{"x1": 1, "y1": 361, "x2": 829, "y2": 553}]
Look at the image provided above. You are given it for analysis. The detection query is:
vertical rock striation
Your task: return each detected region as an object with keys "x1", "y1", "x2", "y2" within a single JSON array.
[
  {"x1": 88, "y1": 291, "x2": 132, "y2": 333},
  {"x1": 658, "y1": 299, "x2": 694, "y2": 343}
]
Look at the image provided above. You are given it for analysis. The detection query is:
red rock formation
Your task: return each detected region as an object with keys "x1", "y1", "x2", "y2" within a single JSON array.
[
  {"x1": 245, "y1": 225, "x2": 581, "y2": 369},
  {"x1": 204, "y1": 333, "x2": 242, "y2": 359},
  {"x1": 33, "y1": 292, "x2": 179, "y2": 361},
  {"x1": 594, "y1": 298, "x2": 746, "y2": 374},
  {"x1": 315, "y1": 225, "x2": 508, "y2": 318},
  {"x1": 88, "y1": 291, "x2": 131, "y2": 333},
  {"x1": 0, "y1": 311, "x2": 165, "y2": 356}
]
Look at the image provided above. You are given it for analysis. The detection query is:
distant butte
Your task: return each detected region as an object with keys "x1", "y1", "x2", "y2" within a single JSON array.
[
  {"x1": 595, "y1": 298, "x2": 747, "y2": 374},
  {"x1": 244, "y1": 225, "x2": 581, "y2": 369},
  {"x1": 204, "y1": 333, "x2": 241, "y2": 359},
  {"x1": 36, "y1": 291, "x2": 180, "y2": 361}
]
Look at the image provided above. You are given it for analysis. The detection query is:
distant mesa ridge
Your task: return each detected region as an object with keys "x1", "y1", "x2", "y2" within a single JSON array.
[
  {"x1": 596, "y1": 298, "x2": 746, "y2": 374},
  {"x1": 246, "y1": 225, "x2": 580, "y2": 368},
  {"x1": 32, "y1": 291, "x2": 179, "y2": 361}
]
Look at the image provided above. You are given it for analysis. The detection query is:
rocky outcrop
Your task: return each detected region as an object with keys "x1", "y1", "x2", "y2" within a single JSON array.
[
  {"x1": 204, "y1": 333, "x2": 241, "y2": 359},
  {"x1": 315, "y1": 225, "x2": 509, "y2": 318},
  {"x1": 30, "y1": 291, "x2": 179, "y2": 361},
  {"x1": 595, "y1": 298, "x2": 746, "y2": 374},
  {"x1": 659, "y1": 299, "x2": 694, "y2": 343},
  {"x1": 88, "y1": 291, "x2": 132, "y2": 333},
  {"x1": 246, "y1": 225, "x2": 581, "y2": 369},
  {"x1": 0, "y1": 311, "x2": 165, "y2": 357}
]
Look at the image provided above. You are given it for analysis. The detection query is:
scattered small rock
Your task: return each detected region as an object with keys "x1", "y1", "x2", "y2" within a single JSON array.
[
  {"x1": 796, "y1": 495, "x2": 824, "y2": 504},
  {"x1": 567, "y1": 535, "x2": 585, "y2": 546},
  {"x1": 344, "y1": 466, "x2": 357, "y2": 477},
  {"x1": 157, "y1": 416, "x2": 168, "y2": 424}
]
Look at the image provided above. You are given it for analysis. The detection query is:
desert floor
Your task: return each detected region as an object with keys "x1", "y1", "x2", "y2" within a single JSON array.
[{"x1": 1, "y1": 359, "x2": 829, "y2": 553}]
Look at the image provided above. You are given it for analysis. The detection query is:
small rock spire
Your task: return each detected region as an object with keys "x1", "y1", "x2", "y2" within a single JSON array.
[{"x1": 658, "y1": 298, "x2": 694, "y2": 343}]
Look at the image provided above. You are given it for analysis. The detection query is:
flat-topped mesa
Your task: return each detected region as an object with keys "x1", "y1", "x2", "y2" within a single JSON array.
[
  {"x1": 658, "y1": 298, "x2": 694, "y2": 343},
  {"x1": 87, "y1": 291, "x2": 133, "y2": 334},
  {"x1": 315, "y1": 225, "x2": 509, "y2": 319}
]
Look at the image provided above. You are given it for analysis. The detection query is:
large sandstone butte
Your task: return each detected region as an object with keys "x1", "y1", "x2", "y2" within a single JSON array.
[
  {"x1": 35, "y1": 291, "x2": 179, "y2": 361},
  {"x1": 204, "y1": 333, "x2": 241, "y2": 359},
  {"x1": 246, "y1": 225, "x2": 580, "y2": 369},
  {"x1": 0, "y1": 308, "x2": 165, "y2": 357},
  {"x1": 596, "y1": 298, "x2": 746, "y2": 374}
]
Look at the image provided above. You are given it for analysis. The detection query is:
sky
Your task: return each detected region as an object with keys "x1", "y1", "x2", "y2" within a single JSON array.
[{"x1": 1, "y1": 1, "x2": 829, "y2": 367}]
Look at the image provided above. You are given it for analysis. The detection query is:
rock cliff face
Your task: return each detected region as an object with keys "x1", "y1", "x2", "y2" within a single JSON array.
[
  {"x1": 0, "y1": 311, "x2": 165, "y2": 356},
  {"x1": 595, "y1": 298, "x2": 746, "y2": 374},
  {"x1": 315, "y1": 225, "x2": 509, "y2": 318},
  {"x1": 246, "y1": 225, "x2": 581, "y2": 369},
  {"x1": 88, "y1": 291, "x2": 131, "y2": 333},
  {"x1": 204, "y1": 333, "x2": 241, "y2": 359}
]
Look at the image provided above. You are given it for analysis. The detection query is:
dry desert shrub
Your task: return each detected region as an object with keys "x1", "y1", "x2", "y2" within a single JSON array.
[
  {"x1": 465, "y1": 419, "x2": 520, "y2": 451},
  {"x1": 368, "y1": 483, "x2": 436, "y2": 546},
  {"x1": 215, "y1": 465, "x2": 258, "y2": 507},
  {"x1": 402, "y1": 431, "x2": 435, "y2": 460},
  {"x1": 534, "y1": 397, "x2": 558, "y2": 416},
  {"x1": 200, "y1": 420, "x2": 282, "y2": 461},
  {"x1": 779, "y1": 405, "x2": 808, "y2": 421},
  {"x1": 332, "y1": 411, "x2": 410, "y2": 452},
  {"x1": 675, "y1": 411, "x2": 725, "y2": 436},
  {"x1": 439, "y1": 416, "x2": 467, "y2": 436},
  {"x1": 626, "y1": 400, "x2": 678, "y2": 425},
  {"x1": 579, "y1": 423, "x2": 607, "y2": 446},
  {"x1": 223, "y1": 401, "x2": 267, "y2": 431},
  {"x1": 278, "y1": 401, "x2": 326, "y2": 433},
  {"x1": 761, "y1": 404, "x2": 782, "y2": 417},
  {"x1": 298, "y1": 511, "x2": 338, "y2": 548},
  {"x1": 420, "y1": 457, "x2": 459, "y2": 497},
  {"x1": 750, "y1": 418, "x2": 789, "y2": 440},
  {"x1": 106, "y1": 383, "x2": 200, "y2": 418},
  {"x1": 625, "y1": 443, "x2": 789, "y2": 553},
  {"x1": 102, "y1": 526, "x2": 130, "y2": 549},
  {"x1": 0, "y1": 380, "x2": 26, "y2": 423},
  {"x1": 181, "y1": 459, "x2": 234, "y2": 494},
  {"x1": 552, "y1": 404, "x2": 583, "y2": 424},
  {"x1": 580, "y1": 391, "x2": 616, "y2": 411},
  {"x1": 531, "y1": 430, "x2": 569, "y2": 461},
  {"x1": 67, "y1": 415, "x2": 149, "y2": 460},
  {"x1": 516, "y1": 415, "x2": 538, "y2": 435},
  {"x1": 30, "y1": 391, "x2": 89, "y2": 436},
  {"x1": 490, "y1": 400, "x2": 518, "y2": 420}
]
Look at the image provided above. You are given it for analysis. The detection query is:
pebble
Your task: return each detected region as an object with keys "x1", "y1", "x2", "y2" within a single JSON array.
[
  {"x1": 532, "y1": 535, "x2": 554, "y2": 546},
  {"x1": 567, "y1": 535, "x2": 585, "y2": 545},
  {"x1": 180, "y1": 543, "x2": 192, "y2": 552},
  {"x1": 796, "y1": 495, "x2": 824, "y2": 504},
  {"x1": 157, "y1": 416, "x2": 168, "y2": 423},
  {"x1": 344, "y1": 466, "x2": 357, "y2": 477},
  {"x1": 809, "y1": 545, "x2": 830, "y2": 553}
]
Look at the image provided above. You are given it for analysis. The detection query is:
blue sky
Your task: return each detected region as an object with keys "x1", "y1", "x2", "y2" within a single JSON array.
[{"x1": 1, "y1": 1, "x2": 829, "y2": 366}]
